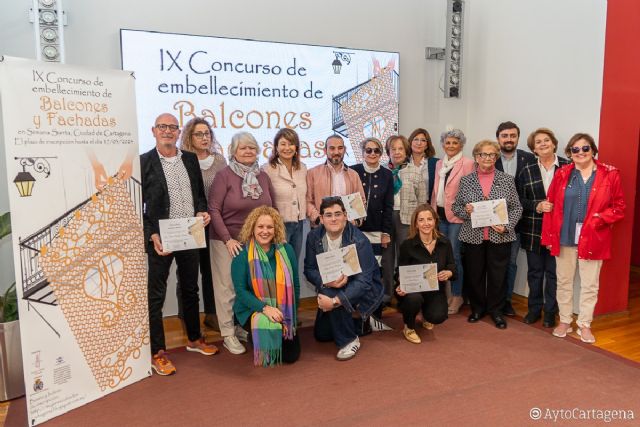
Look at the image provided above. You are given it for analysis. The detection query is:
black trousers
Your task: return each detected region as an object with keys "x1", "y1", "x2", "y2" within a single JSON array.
[
  {"x1": 463, "y1": 241, "x2": 511, "y2": 316},
  {"x1": 176, "y1": 228, "x2": 216, "y2": 317},
  {"x1": 242, "y1": 319, "x2": 301, "y2": 364},
  {"x1": 398, "y1": 290, "x2": 448, "y2": 329},
  {"x1": 148, "y1": 244, "x2": 201, "y2": 355},
  {"x1": 525, "y1": 247, "x2": 558, "y2": 315}
]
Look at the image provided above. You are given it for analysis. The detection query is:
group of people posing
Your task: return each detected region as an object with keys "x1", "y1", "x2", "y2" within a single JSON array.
[{"x1": 141, "y1": 113, "x2": 625, "y2": 375}]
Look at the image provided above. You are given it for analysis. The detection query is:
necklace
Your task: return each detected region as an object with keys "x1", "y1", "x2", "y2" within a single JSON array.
[{"x1": 421, "y1": 239, "x2": 434, "y2": 247}]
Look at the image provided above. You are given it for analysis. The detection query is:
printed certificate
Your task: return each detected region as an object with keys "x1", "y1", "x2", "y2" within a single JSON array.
[
  {"x1": 399, "y1": 264, "x2": 439, "y2": 293},
  {"x1": 342, "y1": 193, "x2": 367, "y2": 221},
  {"x1": 316, "y1": 243, "x2": 362, "y2": 284},
  {"x1": 159, "y1": 217, "x2": 206, "y2": 252},
  {"x1": 470, "y1": 198, "x2": 508, "y2": 228}
]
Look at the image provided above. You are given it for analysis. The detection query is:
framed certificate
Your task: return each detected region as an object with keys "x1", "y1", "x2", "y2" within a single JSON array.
[
  {"x1": 341, "y1": 193, "x2": 367, "y2": 221},
  {"x1": 159, "y1": 217, "x2": 206, "y2": 252},
  {"x1": 470, "y1": 198, "x2": 508, "y2": 228},
  {"x1": 316, "y1": 243, "x2": 362, "y2": 284},
  {"x1": 399, "y1": 263, "x2": 439, "y2": 293}
]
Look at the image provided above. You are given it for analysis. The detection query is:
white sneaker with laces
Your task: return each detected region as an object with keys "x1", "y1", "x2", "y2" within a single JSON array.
[
  {"x1": 336, "y1": 336, "x2": 360, "y2": 361},
  {"x1": 235, "y1": 325, "x2": 249, "y2": 342},
  {"x1": 223, "y1": 336, "x2": 246, "y2": 355},
  {"x1": 369, "y1": 316, "x2": 393, "y2": 331}
]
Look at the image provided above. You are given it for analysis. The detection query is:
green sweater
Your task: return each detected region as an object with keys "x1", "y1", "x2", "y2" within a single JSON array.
[{"x1": 231, "y1": 243, "x2": 300, "y2": 326}]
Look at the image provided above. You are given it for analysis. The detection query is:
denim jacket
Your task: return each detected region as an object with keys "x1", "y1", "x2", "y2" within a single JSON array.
[{"x1": 304, "y1": 222, "x2": 384, "y2": 318}]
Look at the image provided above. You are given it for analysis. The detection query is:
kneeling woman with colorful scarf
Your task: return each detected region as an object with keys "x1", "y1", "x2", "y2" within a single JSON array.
[{"x1": 231, "y1": 206, "x2": 300, "y2": 366}]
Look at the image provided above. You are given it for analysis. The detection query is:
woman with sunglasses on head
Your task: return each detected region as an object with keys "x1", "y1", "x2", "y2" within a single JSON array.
[
  {"x1": 452, "y1": 140, "x2": 522, "y2": 330},
  {"x1": 430, "y1": 129, "x2": 475, "y2": 315},
  {"x1": 178, "y1": 117, "x2": 227, "y2": 331},
  {"x1": 352, "y1": 138, "x2": 394, "y2": 302},
  {"x1": 408, "y1": 128, "x2": 439, "y2": 204},
  {"x1": 263, "y1": 128, "x2": 307, "y2": 263},
  {"x1": 541, "y1": 133, "x2": 625, "y2": 344}
]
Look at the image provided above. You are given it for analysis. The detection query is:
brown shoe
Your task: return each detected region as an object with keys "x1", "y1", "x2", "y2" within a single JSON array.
[
  {"x1": 186, "y1": 339, "x2": 219, "y2": 356},
  {"x1": 151, "y1": 351, "x2": 176, "y2": 376}
]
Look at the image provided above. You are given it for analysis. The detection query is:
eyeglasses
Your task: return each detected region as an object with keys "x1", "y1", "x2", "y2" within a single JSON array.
[
  {"x1": 413, "y1": 138, "x2": 429, "y2": 143},
  {"x1": 192, "y1": 131, "x2": 211, "y2": 140},
  {"x1": 322, "y1": 211, "x2": 345, "y2": 219},
  {"x1": 570, "y1": 145, "x2": 591, "y2": 154},
  {"x1": 475, "y1": 152, "x2": 498, "y2": 159},
  {"x1": 364, "y1": 147, "x2": 382, "y2": 155},
  {"x1": 155, "y1": 124, "x2": 179, "y2": 132}
]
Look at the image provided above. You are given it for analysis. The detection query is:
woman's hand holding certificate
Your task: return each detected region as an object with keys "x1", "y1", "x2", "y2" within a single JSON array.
[{"x1": 470, "y1": 198, "x2": 508, "y2": 228}]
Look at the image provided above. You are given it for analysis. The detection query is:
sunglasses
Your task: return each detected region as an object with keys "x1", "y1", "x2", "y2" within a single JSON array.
[
  {"x1": 570, "y1": 145, "x2": 591, "y2": 154},
  {"x1": 365, "y1": 147, "x2": 382, "y2": 155}
]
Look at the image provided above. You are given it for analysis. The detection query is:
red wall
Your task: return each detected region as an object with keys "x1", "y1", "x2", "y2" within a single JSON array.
[{"x1": 595, "y1": 0, "x2": 640, "y2": 314}]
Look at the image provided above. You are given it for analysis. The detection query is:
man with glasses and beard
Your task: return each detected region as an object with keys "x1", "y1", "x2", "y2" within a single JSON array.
[
  {"x1": 306, "y1": 135, "x2": 366, "y2": 227},
  {"x1": 304, "y1": 198, "x2": 384, "y2": 361},
  {"x1": 494, "y1": 121, "x2": 535, "y2": 316}
]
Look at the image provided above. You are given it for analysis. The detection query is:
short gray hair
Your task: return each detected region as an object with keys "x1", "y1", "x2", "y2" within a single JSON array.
[
  {"x1": 229, "y1": 131, "x2": 259, "y2": 158},
  {"x1": 440, "y1": 129, "x2": 467, "y2": 146},
  {"x1": 360, "y1": 137, "x2": 383, "y2": 152}
]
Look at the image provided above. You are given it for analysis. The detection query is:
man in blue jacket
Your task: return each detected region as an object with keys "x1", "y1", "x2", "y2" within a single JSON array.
[{"x1": 304, "y1": 197, "x2": 384, "y2": 361}]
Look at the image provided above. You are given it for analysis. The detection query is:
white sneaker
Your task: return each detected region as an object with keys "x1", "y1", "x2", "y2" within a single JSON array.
[
  {"x1": 223, "y1": 336, "x2": 246, "y2": 355},
  {"x1": 235, "y1": 325, "x2": 249, "y2": 342},
  {"x1": 336, "y1": 336, "x2": 360, "y2": 361},
  {"x1": 369, "y1": 316, "x2": 393, "y2": 332}
]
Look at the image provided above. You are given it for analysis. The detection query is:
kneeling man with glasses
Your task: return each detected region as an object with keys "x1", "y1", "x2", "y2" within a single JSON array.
[{"x1": 304, "y1": 197, "x2": 384, "y2": 361}]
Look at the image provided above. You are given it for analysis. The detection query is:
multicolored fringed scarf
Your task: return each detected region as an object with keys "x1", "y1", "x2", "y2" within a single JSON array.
[{"x1": 248, "y1": 239, "x2": 296, "y2": 367}]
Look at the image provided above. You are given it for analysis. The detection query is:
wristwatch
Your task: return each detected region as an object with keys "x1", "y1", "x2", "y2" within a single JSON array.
[{"x1": 332, "y1": 297, "x2": 340, "y2": 308}]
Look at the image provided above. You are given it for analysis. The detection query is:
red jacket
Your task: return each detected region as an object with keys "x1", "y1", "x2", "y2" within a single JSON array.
[{"x1": 541, "y1": 160, "x2": 625, "y2": 260}]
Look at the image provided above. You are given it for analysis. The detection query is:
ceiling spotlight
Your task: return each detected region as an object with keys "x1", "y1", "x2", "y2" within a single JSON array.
[
  {"x1": 451, "y1": 39, "x2": 461, "y2": 49},
  {"x1": 452, "y1": 13, "x2": 461, "y2": 24},
  {"x1": 43, "y1": 45, "x2": 59, "y2": 60},
  {"x1": 450, "y1": 63, "x2": 459, "y2": 72},
  {"x1": 42, "y1": 27, "x2": 57, "y2": 42},
  {"x1": 40, "y1": 10, "x2": 56, "y2": 24},
  {"x1": 452, "y1": 26, "x2": 461, "y2": 36}
]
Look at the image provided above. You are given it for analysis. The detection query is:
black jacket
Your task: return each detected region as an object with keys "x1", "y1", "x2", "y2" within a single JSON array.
[
  {"x1": 140, "y1": 148, "x2": 207, "y2": 248},
  {"x1": 351, "y1": 164, "x2": 394, "y2": 235},
  {"x1": 395, "y1": 235, "x2": 457, "y2": 292},
  {"x1": 495, "y1": 148, "x2": 536, "y2": 178}
]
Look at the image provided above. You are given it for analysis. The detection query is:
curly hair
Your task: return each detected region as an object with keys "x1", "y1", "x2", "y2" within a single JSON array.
[
  {"x1": 237, "y1": 205, "x2": 287, "y2": 245},
  {"x1": 408, "y1": 204, "x2": 443, "y2": 240},
  {"x1": 179, "y1": 117, "x2": 224, "y2": 155}
]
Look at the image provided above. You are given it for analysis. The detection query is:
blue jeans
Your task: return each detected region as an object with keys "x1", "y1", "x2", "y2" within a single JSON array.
[
  {"x1": 284, "y1": 220, "x2": 304, "y2": 262},
  {"x1": 438, "y1": 219, "x2": 463, "y2": 296},
  {"x1": 525, "y1": 247, "x2": 558, "y2": 314},
  {"x1": 504, "y1": 234, "x2": 520, "y2": 301}
]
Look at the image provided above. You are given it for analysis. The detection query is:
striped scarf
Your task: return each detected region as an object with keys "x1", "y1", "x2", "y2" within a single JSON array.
[{"x1": 248, "y1": 239, "x2": 296, "y2": 367}]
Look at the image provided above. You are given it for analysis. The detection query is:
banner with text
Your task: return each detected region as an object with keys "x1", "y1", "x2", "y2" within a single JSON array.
[
  {"x1": 0, "y1": 57, "x2": 150, "y2": 425},
  {"x1": 120, "y1": 29, "x2": 400, "y2": 167}
]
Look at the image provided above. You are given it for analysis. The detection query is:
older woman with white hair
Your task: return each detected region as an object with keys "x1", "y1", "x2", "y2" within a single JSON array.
[
  {"x1": 209, "y1": 131, "x2": 275, "y2": 355},
  {"x1": 431, "y1": 129, "x2": 475, "y2": 314}
]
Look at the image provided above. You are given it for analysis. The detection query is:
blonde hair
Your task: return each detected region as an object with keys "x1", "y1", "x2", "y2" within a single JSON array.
[
  {"x1": 472, "y1": 140, "x2": 501, "y2": 157},
  {"x1": 237, "y1": 206, "x2": 287, "y2": 244}
]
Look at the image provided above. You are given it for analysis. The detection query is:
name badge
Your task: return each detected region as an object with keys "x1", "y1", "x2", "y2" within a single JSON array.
[{"x1": 575, "y1": 222, "x2": 583, "y2": 244}]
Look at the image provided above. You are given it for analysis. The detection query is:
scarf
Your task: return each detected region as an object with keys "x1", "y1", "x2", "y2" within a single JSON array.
[
  {"x1": 363, "y1": 163, "x2": 380, "y2": 174},
  {"x1": 229, "y1": 158, "x2": 263, "y2": 199},
  {"x1": 248, "y1": 239, "x2": 296, "y2": 367},
  {"x1": 436, "y1": 152, "x2": 463, "y2": 207},
  {"x1": 389, "y1": 160, "x2": 406, "y2": 195}
]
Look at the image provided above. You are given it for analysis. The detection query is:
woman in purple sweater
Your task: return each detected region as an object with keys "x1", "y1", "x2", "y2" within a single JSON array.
[{"x1": 209, "y1": 131, "x2": 274, "y2": 355}]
